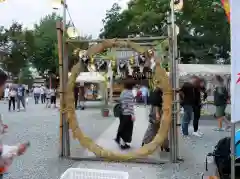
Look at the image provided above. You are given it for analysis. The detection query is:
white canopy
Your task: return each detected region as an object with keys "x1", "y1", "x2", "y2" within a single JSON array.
[
  {"x1": 178, "y1": 64, "x2": 230, "y2": 77},
  {"x1": 72, "y1": 72, "x2": 105, "y2": 83}
]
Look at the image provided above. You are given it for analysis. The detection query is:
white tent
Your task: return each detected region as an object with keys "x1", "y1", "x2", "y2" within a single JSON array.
[
  {"x1": 177, "y1": 64, "x2": 230, "y2": 77},
  {"x1": 74, "y1": 72, "x2": 105, "y2": 83}
]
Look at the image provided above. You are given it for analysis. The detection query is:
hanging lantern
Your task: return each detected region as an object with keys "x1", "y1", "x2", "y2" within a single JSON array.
[
  {"x1": 67, "y1": 27, "x2": 79, "y2": 39},
  {"x1": 51, "y1": 0, "x2": 62, "y2": 9},
  {"x1": 90, "y1": 56, "x2": 95, "y2": 64},
  {"x1": 110, "y1": 57, "x2": 116, "y2": 69},
  {"x1": 171, "y1": 0, "x2": 183, "y2": 11},
  {"x1": 129, "y1": 55, "x2": 135, "y2": 66}
]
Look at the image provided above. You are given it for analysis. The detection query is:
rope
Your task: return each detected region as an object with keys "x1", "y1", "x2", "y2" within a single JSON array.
[{"x1": 65, "y1": 39, "x2": 173, "y2": 161}]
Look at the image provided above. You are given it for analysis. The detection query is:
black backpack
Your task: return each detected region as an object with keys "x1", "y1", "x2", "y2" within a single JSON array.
[
  {"x1": 113, "y1": 103, "x2": 122, "y2": 117},
  {"x1": 148, "y1": 88, "x2": 163, "y2": 106},
  {"x1": 212, "y1": 137, "x2": 240, "y2": 178},
  {"x1": 213, "y1": 137, "x2": 231, "y2": 177}
]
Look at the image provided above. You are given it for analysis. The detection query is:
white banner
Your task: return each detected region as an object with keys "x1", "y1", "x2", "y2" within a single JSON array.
[{"x1": 231, "y1": 0, "x2": 240, "y2": 122}]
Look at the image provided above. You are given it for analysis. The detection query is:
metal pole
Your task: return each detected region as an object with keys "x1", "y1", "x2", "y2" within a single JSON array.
[
  {"x1": 170, "y1": 0, "x2": 178, "y2": 163},
  {"x1": 167, "y1": 11, "x2": 174, "y2": 162},
  {"x1": 61, "y1": 0, "x2": 70, "y2": 157},
  {"x1": 231, "y1": 122, "x2": 236, "y2": 179}
]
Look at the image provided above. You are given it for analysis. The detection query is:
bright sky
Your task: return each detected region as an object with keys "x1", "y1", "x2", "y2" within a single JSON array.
[{"x1": 0, "y1": 0, "x2": 129, "y2": 38}]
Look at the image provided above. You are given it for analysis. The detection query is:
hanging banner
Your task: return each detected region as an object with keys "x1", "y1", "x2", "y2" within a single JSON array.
[
  {"x1": 231, "y1": 0, "x2": 240, "y2": 122},
  {"x1": 221, "y1": 0, "x2": 230, "y2": 22}
]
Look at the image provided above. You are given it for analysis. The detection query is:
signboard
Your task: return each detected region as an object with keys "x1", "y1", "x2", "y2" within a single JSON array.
[{"x1": 231, "y1": 0, "x2": 240, "y2": 122}]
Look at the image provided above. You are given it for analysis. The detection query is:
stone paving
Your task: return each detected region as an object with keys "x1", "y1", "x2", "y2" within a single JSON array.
[{"x1": 0, "y1": 98, "x2": 235, "y2": 179}]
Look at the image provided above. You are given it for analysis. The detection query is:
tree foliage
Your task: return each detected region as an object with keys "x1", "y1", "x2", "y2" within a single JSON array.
[
  {"x1": 0, "y1": 22, "x2": 35, "y2": 80},
  {"x1": 100, "y1": 0, "x2": 230, "y2": 64},
  {"x1": 31, "y1": 13, "x2": 61, "y2": 75}
]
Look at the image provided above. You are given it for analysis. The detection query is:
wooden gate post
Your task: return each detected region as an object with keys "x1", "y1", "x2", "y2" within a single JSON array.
[{"x1": 56, "y1": 21, "x2": 70, "y2": 157}]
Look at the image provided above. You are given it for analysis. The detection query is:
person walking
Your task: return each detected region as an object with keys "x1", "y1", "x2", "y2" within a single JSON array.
[
  {"x1": 179, "y1": 76, "x2": 198, "y2": 137},
  {"x1": 16, "y1": 84, "x2": 26, "y2": 112},
  {"x1": 50, "y1": 88, "x2": 56, "y2": 108},
  {"x1": 45, "y1": 85, "x2": 51, "y2": 108},
  {"x1": 142, "y1": 87, "x2": 169, "y2": 151},
  {"x1": 115, "y1": 81, "x2": 135, "y2": 150},
  {"x1": 3, "y1": 86, "x2": 9, "y2": 103},
  {"x1": 33, "y1": 86, "x2": 40, "y2": 104},
  {"x1": 192, "y1": 78, "x2": 207, "y2": 137},
  {"x1": 8, "y1": 87, "x2": 16, "y2": 111},
  {"x1": 40, "y1": 85, "x2": 46, "y2": 104},
  {"x1": 74, "y1": 85, "x2": 79, "y2": 109},
  {"x1": 140, "y1": 85, "x2": 149, "y2": 106},
  {"x1": 213, "y1": 75, "x2": 231, "y2": 131}
]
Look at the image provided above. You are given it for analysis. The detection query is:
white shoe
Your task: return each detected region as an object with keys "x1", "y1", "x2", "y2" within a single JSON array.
[
  {"x1": 192, "y1": 131, "x2": 202, "y2": 137},
  {"x1": 197, "y1": 131, "x2": 203, "y2": 135}
]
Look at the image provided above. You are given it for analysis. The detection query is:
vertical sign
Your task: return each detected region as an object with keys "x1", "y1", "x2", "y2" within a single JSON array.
[{"x1": 231, "y1": 0, "x2": 240, "y2": 122}]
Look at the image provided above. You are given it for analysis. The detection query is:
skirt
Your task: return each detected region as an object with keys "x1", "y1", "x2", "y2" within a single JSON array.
[
  {"x1": 117, "y1": 115, "x2": 133, "y2": 143},
  {"x1": 142, "y1": 121, "x2": 169, "y2": 147}
]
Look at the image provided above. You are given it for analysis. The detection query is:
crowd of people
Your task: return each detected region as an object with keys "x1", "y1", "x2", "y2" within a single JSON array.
[
  {"x1": 114, "y1": 74, "x2": 230, "y2": 150},
  {"x1": 3, "y1": 84, "x2": 57, "y2": 111},
  {"x1": 115, "y1": 81, "x2": 169, "y2": 150},
  {"x1": 4, "y1": 84, "x2": 27, "y2": 112},
  {"x1": 32, "y1": 85, "x2": 57, "y2": 108}
]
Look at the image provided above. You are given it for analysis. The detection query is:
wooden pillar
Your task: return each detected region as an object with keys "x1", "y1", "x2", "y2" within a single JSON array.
[{"x1": 56, "y1": 21, "x2": 70, "y2": 157}]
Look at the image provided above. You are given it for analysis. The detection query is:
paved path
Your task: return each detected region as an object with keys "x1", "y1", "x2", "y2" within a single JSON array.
[{"x1": 0, "y1": 98, "x2": 235, "y2": 179}]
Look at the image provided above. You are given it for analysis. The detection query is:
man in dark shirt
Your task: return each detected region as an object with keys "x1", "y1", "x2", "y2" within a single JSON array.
[
  {"x1": 192, "y1": 78, "x2": 207, "y2": 137},
  {"x1": 74, "y1": 85, "x2": 79, "y2": 109},
  {"x1": 179, "y1": 76, "x2": 199, "y2": 136}
]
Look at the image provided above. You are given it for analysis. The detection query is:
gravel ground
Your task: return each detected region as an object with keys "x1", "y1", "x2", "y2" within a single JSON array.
[
  {"x1": 0, "y1": 99, "x2": 114, "y2": 179},
  {"x1": 0, "y1": 98, "x2": 234, "y2": 179}
]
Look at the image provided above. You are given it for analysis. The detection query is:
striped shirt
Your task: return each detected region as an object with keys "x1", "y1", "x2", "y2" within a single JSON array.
[{"x1": 120, "y1": 89, "x2": 134, "y2": 116}]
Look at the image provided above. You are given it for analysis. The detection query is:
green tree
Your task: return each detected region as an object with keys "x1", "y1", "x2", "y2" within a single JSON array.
[
  {"x1": 0, "y1": 22, "x2": 34, "y2": 80},
  {"x1": 100, "y1": 0, "x2": 230, "y2": 64},
  {"x1": 18, "y1": 65, "x2": 34, "y2": 87},
  {"x1": 31, "y1": 13, "x2": 61, "y2": 76}
]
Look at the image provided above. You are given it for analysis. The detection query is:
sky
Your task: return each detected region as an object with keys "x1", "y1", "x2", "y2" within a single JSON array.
[{"x1": 0, "y1": 0, "x2": 129, "y2": 38}]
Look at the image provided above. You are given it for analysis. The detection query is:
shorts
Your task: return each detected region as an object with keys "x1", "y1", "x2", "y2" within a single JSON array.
[
  {"x1": 50, "y1": 96, "x2": 56, "y2": 104},
  {"x1": 215, "y1": 105, "x2": 226, "y2": 118}
]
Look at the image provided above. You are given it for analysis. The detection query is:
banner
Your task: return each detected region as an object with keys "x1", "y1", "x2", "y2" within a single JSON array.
[
  {"x1": 222, "y1": 0, "x2": 230, "y2": 22},
  {"x1": 231, "y1": 0, "x2": 240, "y2": 122}
]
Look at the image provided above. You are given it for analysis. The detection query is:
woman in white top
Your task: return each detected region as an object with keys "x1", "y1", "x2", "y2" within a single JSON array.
[
  {"x1": 50, "y1": 88, "x2": 56, "y2": 108},
  {"x1": 132, "y1": 86, "x2": 138, "y2": 102},
  {"x1": 33, "y1": 86, "x2": 41, "y2": 104},
  {"x1": 8, "y1": 87, "x2": 16, "y2": 111},
  {"x1": 4, "y1": 87, "x2": 9, "y2": 101}
]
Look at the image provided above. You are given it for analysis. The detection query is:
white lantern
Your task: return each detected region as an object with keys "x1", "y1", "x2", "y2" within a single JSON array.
[
  {"x1": 52, "y1": 0, "x2": 62, "y2": 10},
  {"x1": 170, "y1": 0, "x2": 183, "y2": 11},
  {"x1": 67, "y1": 27, "x2": 79, "y2": 39}
]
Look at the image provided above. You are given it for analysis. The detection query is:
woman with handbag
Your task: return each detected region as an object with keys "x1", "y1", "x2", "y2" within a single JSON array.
[{"x1": 114, "y1": 80, "x2": 135, "y2": 150}]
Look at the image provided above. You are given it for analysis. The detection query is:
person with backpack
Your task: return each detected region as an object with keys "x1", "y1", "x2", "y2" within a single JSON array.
[
  {"x1": 213, "y1": 75, "x2": 231, "y2": 131},
  {"x1": 142, "y1": 87, "x2": 169, "y2": 151},
  {"x1": 114, "y1": 80, "x2": 135, "y2": 150}
]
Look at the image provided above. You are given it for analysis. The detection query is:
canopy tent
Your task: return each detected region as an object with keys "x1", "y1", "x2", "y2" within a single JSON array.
[
  {"x1": 178, "y1": 64, "x2": 230, "y2": 77},
  {"x1": 68, "y1": 72, "x2": 106, "y2": 83}
]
